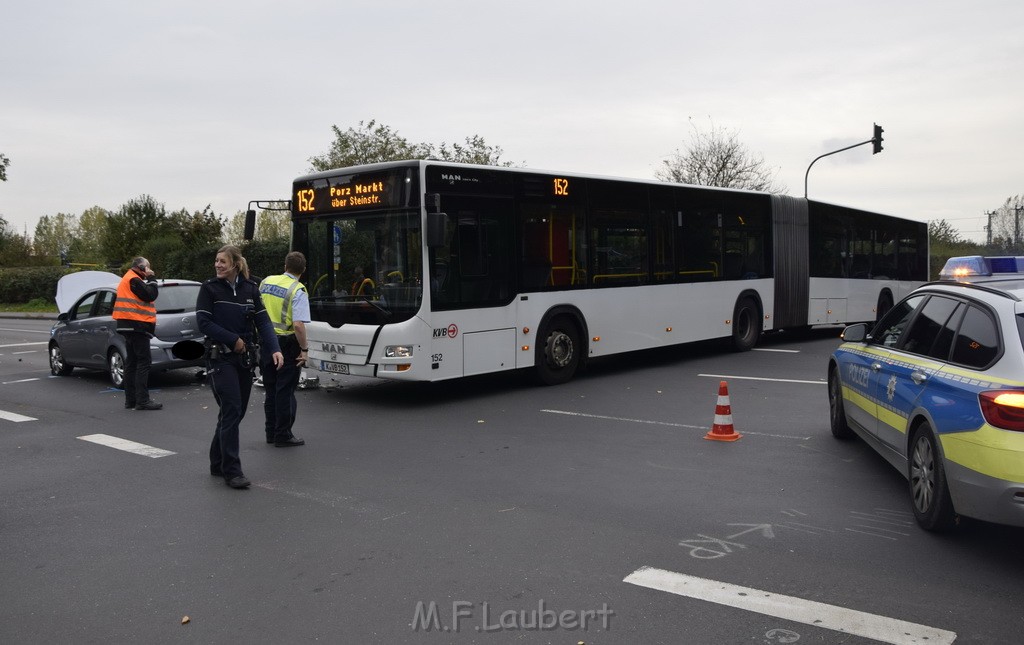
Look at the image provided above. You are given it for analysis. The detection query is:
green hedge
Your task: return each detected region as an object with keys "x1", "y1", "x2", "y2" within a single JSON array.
[{"x1": 0, "y1": 239, "x2": 292, "y2": 305}]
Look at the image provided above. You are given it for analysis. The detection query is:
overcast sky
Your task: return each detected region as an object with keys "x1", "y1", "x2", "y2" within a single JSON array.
[{"x1": 2, "y1": 1, "x2": 1021, "y2": 243}]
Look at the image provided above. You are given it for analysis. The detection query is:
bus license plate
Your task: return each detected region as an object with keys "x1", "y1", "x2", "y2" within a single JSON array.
[{"x1": 319, "y1": 360, "x2": 349, "y2": 375}]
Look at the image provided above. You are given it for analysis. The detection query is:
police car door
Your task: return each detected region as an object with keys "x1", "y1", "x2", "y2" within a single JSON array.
[
  {"x1": 856, "y1": 295, "x2": 927, "y2": 442},
  {"x1": 873, "y1": 295, "x2": 962, "y2": 458}
]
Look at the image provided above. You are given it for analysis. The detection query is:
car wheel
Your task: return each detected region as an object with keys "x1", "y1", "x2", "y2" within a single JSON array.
[
  {"x1": 49, "y1": 342, "x2": 74, "y2": 376},
  {"x1": 828, "y1": 365, "x2": 854, "y2": 439},
  {"x1": 535, "y1": 316, "x2": 581, "y2": 386},
  {"x1": 731, "y1": 297, "x2": 760, "y2": 351},
  {"x1": 909, "y1": 422, "x2": 957, "y2": 531},
  {"x1": 108, "y1": 348, "x2": 125, "y2": 388}
]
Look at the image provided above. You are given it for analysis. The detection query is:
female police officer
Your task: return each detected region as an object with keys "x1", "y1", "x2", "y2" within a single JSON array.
[{"x1": 196, "y1": 245, "x2": 284, "y2": 489}]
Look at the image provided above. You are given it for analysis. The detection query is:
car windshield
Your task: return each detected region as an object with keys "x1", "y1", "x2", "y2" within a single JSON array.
[{"x1": 156, "y1": 284, "x2": 200, "y2": 314}]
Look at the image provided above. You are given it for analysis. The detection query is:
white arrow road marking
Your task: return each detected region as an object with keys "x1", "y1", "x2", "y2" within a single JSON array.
[
  {"x1": 623, "y1": 567, "x2": 956, "y2": 645},
  {"x1": 78, "y1": 434, "x2": 175, "y2": 458}
]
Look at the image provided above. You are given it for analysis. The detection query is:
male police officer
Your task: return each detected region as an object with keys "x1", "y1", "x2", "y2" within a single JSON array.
[
  {"x1": 259, "y1": 251, "x2": 310, "y2": 447},
  {"x1": 113, "y1": 257, "x2": 162, "y2": 410}
]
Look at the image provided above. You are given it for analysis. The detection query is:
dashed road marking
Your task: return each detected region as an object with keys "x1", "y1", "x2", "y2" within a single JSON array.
[
  {"x1": 624, "y1": 566, "x2": 956, "y2": 645},
  {"x1": 699, "y1": 373, "x2": 826, "y2": 385},
  {"x1": 0, "y1": 409, "x2": 37, "y2": 422},
  {"x1": 2, "y1": 378, "x2": 42, "y2": 385},
  {"x1": 540, "y1": 409, "x2": 810, "y2": 440},
  {"x1": 77, "y1": 434, "x2": 175, "y2": 458}
]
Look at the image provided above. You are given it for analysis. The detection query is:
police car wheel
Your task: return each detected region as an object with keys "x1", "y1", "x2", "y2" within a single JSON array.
[
  {"x1": 828, "y1": 365, "x2": 854, "y2": 439},
  {"x1": 909, "y1": 423, "x2": 956, "y2": 531}
]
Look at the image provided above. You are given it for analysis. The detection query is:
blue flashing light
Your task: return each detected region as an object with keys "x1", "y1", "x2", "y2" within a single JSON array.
[
  {"x1": 939, "y1": 256, "x2": 990, "y2": 280},
  {"x1": 987, "y1": 256, "x2": 1024, "y2": 273},
  {"x1": 939, "y1": 256, "x2": 1024, "y2": 281}
]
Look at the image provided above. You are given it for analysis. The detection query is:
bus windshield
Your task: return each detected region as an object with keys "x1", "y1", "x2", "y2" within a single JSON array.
[{"x1": 300, "y1": 210, "x2": 423, "y2": 326}]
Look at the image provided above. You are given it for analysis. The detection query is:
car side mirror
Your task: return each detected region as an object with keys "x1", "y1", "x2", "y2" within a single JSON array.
[
  {"x1": 841, "y1": 323, "x2": 867, "y2": 343},
  {"x1": 57, "y1": 312, "x2": 69, "y2": 322}
]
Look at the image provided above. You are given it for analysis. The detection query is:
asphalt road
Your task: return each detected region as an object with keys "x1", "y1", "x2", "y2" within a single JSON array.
[{"x1": 1, "y1": 319, "x2": 1022, "y2": 644}]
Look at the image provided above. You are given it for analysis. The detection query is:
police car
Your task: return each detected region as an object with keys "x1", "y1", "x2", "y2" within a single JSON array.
[{"x1": 828, "y1": 256, "x2": 1024, "y2": 530}]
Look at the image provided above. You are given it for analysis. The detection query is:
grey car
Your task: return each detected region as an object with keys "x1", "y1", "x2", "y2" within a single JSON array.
[{"x1": 49, "y1": 276, "x2": 206, "y2": 386}]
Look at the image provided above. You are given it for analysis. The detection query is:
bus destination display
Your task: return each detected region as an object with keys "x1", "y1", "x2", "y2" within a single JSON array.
[{"x1": 294, "y1": 170, "x2": 412, "y2": 215}]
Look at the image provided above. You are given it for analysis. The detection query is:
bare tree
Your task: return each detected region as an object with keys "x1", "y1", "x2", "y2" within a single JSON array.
[{"x1": 656, "y1": 118, "x2": 786, "y2": 194}]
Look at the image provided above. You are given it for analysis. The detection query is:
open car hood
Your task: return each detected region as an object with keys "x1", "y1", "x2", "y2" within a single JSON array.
[{"x1": 55, "y1": 271, "x2": 120, "y2": 313}]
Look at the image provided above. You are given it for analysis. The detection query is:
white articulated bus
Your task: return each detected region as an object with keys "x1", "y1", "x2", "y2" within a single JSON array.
[{"x1": 278, "y1": 160, "x2": 927, "y2": 385}]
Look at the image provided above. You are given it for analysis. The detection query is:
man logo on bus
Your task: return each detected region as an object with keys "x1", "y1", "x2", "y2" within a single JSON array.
[{"x1": 433, "y1": 324, "x2": 459, "y2": 339}]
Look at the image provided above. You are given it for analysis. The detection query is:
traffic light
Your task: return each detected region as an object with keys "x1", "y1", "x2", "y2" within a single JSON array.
[{"x1": 872, "y1": 123, "x2": 884, "y2": 154}]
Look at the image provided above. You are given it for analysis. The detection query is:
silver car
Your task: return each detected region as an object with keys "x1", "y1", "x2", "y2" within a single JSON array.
[{"x1": 49, "y1": 272, "x2": 206, "y2": 386}]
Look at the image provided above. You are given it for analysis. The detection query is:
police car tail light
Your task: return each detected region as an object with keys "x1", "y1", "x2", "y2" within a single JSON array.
[{"x1": 979, "y1": 391, "x2": 1024, "y2": 431}]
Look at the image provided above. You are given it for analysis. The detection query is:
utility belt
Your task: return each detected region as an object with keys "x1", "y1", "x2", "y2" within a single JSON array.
[{"x1": 205, "y1": 339, "x2": 259, "y2": 370}]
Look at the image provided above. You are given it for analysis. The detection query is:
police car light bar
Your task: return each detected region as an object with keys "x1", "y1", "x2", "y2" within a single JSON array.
[{"x1": 939, "y1": 256, "x2": 1024, "y2": 280}]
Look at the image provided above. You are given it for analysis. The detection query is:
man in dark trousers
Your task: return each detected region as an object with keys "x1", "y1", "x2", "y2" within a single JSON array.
[
  {"x1": 113, "y1": 257, "x2": 162, "y2": 411},
  {"x1": 259, "y1": 251, "x2": 310, "y2": 447}
]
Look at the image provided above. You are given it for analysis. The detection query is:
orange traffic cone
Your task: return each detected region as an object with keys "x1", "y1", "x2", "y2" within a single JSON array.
[{"x1": 704, "y1": 380, "x2": 741, "y2": 442}]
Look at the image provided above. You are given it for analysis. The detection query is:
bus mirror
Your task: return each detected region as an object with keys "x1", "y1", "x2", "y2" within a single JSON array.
[
  {"x1": 427, "y1": 211, "x2": 447, "y2": 247},
  {"x1": 243, "y1": 210, "x2": 256, "y2": 241}
]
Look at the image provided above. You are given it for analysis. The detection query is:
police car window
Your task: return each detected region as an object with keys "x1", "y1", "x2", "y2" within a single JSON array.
[
  {"x1": 872, "y1": 294, "x2": 925, "y2": 348},
  {"x1": 899, "y1": 295, "x2": 959, "y2": 358},
  {"x1": 951, "y1": 305, "x2": 999, "y2": 368},
  {"x1": 930, "y1": 302, "x2": 964, "y2": 361}
]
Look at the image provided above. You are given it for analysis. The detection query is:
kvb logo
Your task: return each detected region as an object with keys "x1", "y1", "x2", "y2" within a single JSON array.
[{"x1": 433, "y1": 323, "x2": 459, "y2": 339}]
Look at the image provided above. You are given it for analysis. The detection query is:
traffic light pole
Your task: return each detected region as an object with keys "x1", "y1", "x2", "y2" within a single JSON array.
[{"x1": 803, "y1": 124, "x2": 884, "y2": 198}]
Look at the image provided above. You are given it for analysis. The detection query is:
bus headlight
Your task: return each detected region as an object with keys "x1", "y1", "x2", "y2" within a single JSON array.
[{"x1": 384, "y1": 345, "x2": 414, "y2": 358}]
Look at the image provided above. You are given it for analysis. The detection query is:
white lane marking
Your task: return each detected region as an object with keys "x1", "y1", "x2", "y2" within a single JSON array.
[
  {"x1": 12, "y1": 350, "x2": 39, "y2": 355},
  {"x1": 0, "y1": 409, "x2": 37, "y2": 422},
  {"x1": 541, "y1": 409, "x2": 810, "y2": 440},
  {"x1": 623, "y1": 567, "x2": 956, "y2": 645},
  {"x1": 0, "y1": 341, "x2": 48, "y2": 348},
  {"x1": 2, "y1": 378, "x2": 41, "y2": 385},
  {"x1": 77, "y1": 434, "x2": 175, "y2": 458},
  {"x1": 0, "y1": 328, "x2": 52, "y2": 334},
  {"x1": 699, "y1": 373, "x2": 826, "y2": 385},
  {"x1": 541, "y1": 409, "x2": 705, "y2": 430},
  {"x1": 753, "y1": 347, "x2": 800, "y2": 353}
]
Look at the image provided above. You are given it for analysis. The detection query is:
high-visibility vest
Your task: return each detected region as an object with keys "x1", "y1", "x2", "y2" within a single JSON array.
[
  {"x1": 259, "y1": 274, "x2": 306, "y2": 335},
  {"x1": 112, "y1": 270, "x2": 156, "y2": 323}
]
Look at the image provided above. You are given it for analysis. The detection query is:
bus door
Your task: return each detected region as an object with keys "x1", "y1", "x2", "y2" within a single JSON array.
[{"x1": 428, "y1": 195, "x2": 515, "y2": 378}]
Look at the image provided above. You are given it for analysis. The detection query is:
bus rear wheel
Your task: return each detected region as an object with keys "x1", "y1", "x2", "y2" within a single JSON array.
[
  {"x1": 731, "y1": 297, "x2": 760, "y2": 352},
  {"x1": 536, "y1": 317, "x2": 580, "y2": 386}
]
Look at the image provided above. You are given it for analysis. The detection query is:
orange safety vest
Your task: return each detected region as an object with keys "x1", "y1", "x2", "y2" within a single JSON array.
[{"x1": 112, "y1": 269, "x2": 156, "y2": 323}]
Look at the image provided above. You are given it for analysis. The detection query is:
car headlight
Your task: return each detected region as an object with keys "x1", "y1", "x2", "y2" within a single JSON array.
[{"x1": 384, "y1": 345, "x2": 414, "y2": 358}]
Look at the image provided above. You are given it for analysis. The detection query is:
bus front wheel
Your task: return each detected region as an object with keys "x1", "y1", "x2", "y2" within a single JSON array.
[
  {"x1": 731, "y1": 297, "x2": 760, "y2": 352},
  {"x1": 536, "y1": 317, "x2": 580, "y2": 386}
]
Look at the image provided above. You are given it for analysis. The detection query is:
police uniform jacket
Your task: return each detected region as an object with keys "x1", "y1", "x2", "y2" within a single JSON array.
[{"x1": 196, "y1": 275, "x2": 281, "y2": 356}]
